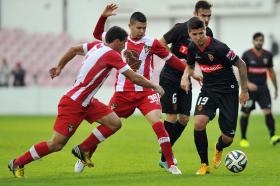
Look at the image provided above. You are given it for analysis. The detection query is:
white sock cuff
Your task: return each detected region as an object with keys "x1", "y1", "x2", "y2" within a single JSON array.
[
  {"x1": 93, "y1": 128, "x2": 106, "y2": 142},
  {"x1": 158, "y1": 137, "x2": 170, "y2": 144},
  {"x1": 29, "y1": 145, "x2": 40, "y2": 160}
]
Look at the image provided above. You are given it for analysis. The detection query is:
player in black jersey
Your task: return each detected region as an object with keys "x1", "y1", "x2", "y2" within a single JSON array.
[
  {"x1": 158, "y1": 0, "x2": 213, "y2": 169},
  {"x1": 240, "y1": 32, "x2": 279, "y2": 147},
  {"x1": 181, "y1": 17, "x2": 249, "y2": 175}
]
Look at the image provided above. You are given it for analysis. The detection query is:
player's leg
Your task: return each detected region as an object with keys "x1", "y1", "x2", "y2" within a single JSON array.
[
  {"x1": 213, "y1": 91, "x2": 239, "y2": 169},
  {"x1": 9, "y1": 96, "x2": 81, "y2": 178},
  {"x1": 240, "y1": 91, "x2": 255, "y2": 147},
  {"x1": 239, "y1": 111, "x2": 251, "y2": 147},
  {"x1": 73, "y1": 99, "x2": 121, "y2": 169},
  {"x1": 144, "y1": 109, "x2": 181, "y2": 174},
  {"x1": 193, "y1": 92, "x2": 216, "y2": 175},
  {"x1": 258, "y1": 88, "x2": 280, "y2": 145},
  {"x1": 159, "y1": 80, "x2": 179, "y2": 146}
]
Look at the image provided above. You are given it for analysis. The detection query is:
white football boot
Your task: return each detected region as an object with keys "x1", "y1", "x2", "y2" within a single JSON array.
[
  {"x1": 168, "y1": 165, "x2": 182, "y2": 175},
  {"x1": 74, "y1": 159, "x2": 86, "y2": 173}
]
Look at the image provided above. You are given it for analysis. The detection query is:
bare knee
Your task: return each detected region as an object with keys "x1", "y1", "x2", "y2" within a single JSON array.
[
  {"x1": 166, "y1": 114, "x2": 177, "y2": 123},
  {"x1": 47, "y1": 140, "x2": 65, "y2": 152},
  {"x1": 107, "y1": 119, "x2": 122, "y2": 132},
  {"x1": 222, "y1": 134, "x2": 233, "y2": 144},
  {"x1": 178, "y1": 115, "x2": 190, "y2": 126}
]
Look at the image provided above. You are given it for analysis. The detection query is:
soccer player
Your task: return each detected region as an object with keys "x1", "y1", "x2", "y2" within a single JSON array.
[
  {"x1": 158, "y1": 0, "x2": 213, "y2": 167},
  {"x1": 240, "y1": 32, "x2": 280, "y2": 147},
  {"x1": 74, "y1": 4, "x2": 186, "y2": 175},
  {"x1": 181, "y1": 17, "x2": 249, "y2": 175},
  {"x1": 8, "y1": 26, "x2": 165, "y2": 178}
]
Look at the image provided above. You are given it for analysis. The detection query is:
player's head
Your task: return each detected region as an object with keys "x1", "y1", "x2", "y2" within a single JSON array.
[
  {"x1": 194, "y1": 0, "x2": 212, "y2": 27},
  {"x1": 129, "y1": 12, "x2": 147, "y2": 39},
  {"x1": 253, "y1": 32, "x2": 264, "y2": 50},
  {"x1": 106, "y1": 26, "x2": 128, "y2": 53},
  {"x1": 188, "y1": 17, "x2": 207, "y2": 47}
]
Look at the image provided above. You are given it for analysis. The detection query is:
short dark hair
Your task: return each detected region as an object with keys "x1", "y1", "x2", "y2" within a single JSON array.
[
  {"x1": 130, "y1": 12, "x2": 147, "y2": 24},
  {"x1": 195, "y1": 0, "x2": 212, "y2": 12},
  {"x1": 187, "y1": 17, "x2": 205, "y2": 32},
  {"x1": 253, "y1": 32, "x2": 264, "y2": 40},
  {"x1": 105, "y1": 26, "x2": 128, "y2": 43}
]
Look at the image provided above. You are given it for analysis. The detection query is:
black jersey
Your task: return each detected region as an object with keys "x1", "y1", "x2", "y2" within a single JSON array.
[
  {"x1": 160, "y1": 21, "x2": 213, "y2": 82},
  {"x1": 242, "y1": 48, "x2": 273, "y2": 87},
  {"x1": 187, "y1": 37, "x2": 239, "y2": 93}
]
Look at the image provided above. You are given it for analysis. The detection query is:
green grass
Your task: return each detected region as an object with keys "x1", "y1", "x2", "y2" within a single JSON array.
[{"x1": 0, "y1": 115, "x2": 279, "y2": 186}]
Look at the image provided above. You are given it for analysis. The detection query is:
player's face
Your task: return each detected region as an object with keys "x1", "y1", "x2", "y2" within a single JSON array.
[
  {"x1": 189, "y1": 28, "x2": 207, "y2": 47},
  {"x1": 194, "y1": 8, "x2": 212, "y2": 27},
  {"x1": 253, "y1": 36, "x2": 264, "y2": 50},
  {"x1": 129, "y1": 21, "x2": 147, "y2": 39},
  {"x1": 115, "y1": 39, "x2": 127, "y2": 53}
]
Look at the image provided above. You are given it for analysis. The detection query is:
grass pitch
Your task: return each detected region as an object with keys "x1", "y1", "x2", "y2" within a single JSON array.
[{"x1": 0, "y1": 115, "x2": 279, "y2": 186}]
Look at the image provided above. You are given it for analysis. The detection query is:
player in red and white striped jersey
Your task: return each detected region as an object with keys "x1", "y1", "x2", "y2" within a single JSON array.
[
  {"x1": 8, "y1": 26, "x2": 166, "y2": 178},
  {"x1": 74, "y1": 4, "x2": 186, "y2": 174}
]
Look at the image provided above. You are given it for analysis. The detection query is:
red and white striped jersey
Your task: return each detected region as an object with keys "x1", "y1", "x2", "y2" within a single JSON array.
[
  {"x1": 115, "y1": 36, "x2": 172, "y2": 92},
  {"x1": 65, "y1": 41, "x2": 130, "y2": 107}
]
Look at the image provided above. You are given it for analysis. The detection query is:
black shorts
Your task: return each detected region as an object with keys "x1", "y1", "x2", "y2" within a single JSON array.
[
  {"x1": 241, "y1": 87, "x2": 271, "y2": 113},
  {"x1": 194, "y1": 90, "x2": 239, "y2": 137},
  {"x1": 159, "y1": 78, "x2": 192, "y2": 116}
]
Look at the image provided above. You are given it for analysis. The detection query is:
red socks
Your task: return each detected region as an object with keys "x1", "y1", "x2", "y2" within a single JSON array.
[
  {"x1": 14, "y1": 141, "x2": 49, "y2": 167},
  {"x1": 152, "y1": 121, "x2": 174, "y2": 168}
]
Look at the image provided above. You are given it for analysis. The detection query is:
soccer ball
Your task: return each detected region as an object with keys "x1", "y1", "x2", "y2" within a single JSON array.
[{"x1": 225, "y1": 150, "x2": 247, "y2": 173}]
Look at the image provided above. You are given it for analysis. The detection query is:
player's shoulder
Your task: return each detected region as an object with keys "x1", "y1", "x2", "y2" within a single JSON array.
[
  {"x1": 206, "y1": 27, "x2": 214, "y2": 37},
  {"x1": 141, "y1": 35, "x2": 157, "y2": 46},
  {"x1": 263, "y1": 49, "x2": 273, "y2": 57},
  {"x1": 211, "y1": 38, "x2": 228, "y2": 50}
]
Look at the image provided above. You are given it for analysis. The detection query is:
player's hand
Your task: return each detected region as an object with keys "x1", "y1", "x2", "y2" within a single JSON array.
[
  {"x1": 49, "y1": 67, "x2": 61, "y2": 79},
  {"x1": 181, "y1": 76, "x2": 190, "y2": 94},
  {"x1": 192, "y1": 73, "x2": 203, "y2": 86},
  {"x1": 102, "y1": 4, "x2": 118, "y2": 17},
  {"x1": 154, "y1": 85, "x2": 165, "y2": 97},
  {"x1": 248, "y1": 82, "x2": 257, "y2": 91},
  {"x1": 239, "y1": 91, "x2": 249, "y2": 106}
]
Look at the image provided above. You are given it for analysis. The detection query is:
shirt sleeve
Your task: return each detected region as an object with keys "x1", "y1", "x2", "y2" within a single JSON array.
[
  {"x1": 268, "y1": 52, "x2": 273, "y2": 68},
  {"x1": 82, "y1": 41, "x2": 99, "y2": 54},
  {"x1": 151, "y1": 39, "x2": 172, "y2": 60},
  {"x1": 218, "y1": 43, "x2": 239, "y2": 65},
  {"x1": 106, "y1": 51, "x2": 131, "y2": 73},
  {"x1": 186, "y1": 44, "x2": 195, "y2": 66},
  {"x1": 163, "y1": 23, "x2": 181, "y2": 44},
  {"x1": 93, "y1": 16, "x2": 107, "y2": 42}
]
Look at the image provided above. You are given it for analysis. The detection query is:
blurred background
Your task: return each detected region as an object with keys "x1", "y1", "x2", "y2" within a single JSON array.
[{"x1": 0, "y1": 0, "x2": 279, "y2": 115}]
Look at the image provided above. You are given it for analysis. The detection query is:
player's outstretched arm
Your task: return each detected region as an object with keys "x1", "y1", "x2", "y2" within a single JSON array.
[
  {"x1": 268, "y1": 68, "x2": 278, "y2": 99},
  {"x1": 93, "y1": 4, "x2": 117, "y2": 40},
  {"x1": 234, "y1": 58, "x2": 249, "y2": 105},
  {"x1": 123, "y1": 69, "x2": 165, "y2": 97},
  {"x1": 49, "y1": 45, "x2": 84, "y2": 79}
]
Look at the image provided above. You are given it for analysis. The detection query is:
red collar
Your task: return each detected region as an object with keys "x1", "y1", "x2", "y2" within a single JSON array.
[
  {"x1": 197, "y1": 36, "x2": 211, "y2": 52},
  {"x1": 251, "y1": 48, "x2": 263, "y2": 58}
]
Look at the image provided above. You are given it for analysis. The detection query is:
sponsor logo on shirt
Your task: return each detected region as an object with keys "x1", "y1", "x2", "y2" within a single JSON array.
[
  {"x1": 248, "y1": 67, "x2": 267, "y2": 74},
  {"x1": 199, "y1": 64, "x2": 223, "y2": 73},
  {"x1": 249, "y1": 60, "x2": 257, "y2": 64}
]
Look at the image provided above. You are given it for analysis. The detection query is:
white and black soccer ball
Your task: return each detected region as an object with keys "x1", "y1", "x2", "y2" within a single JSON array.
[{"x1": 225, "y1": 150, "x2": 247, "y2": 173}]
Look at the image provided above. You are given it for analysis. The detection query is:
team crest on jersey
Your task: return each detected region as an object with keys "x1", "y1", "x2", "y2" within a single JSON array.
[
  {"x1": 111, "y1": 103, "x2": 117, "y2": 110},
  {"x1": 197, "y1": 104, "x2": 203, "y2": 112},
  {"x1": 208, "y1": 54, "x2": 214, "y2": 61},
  {"x1": 263, "y1": 58, "x2": 268, "y2": 65},
  {"x1": 179, "y1": 45, "x2": 188, "y2": 55},
  {"x1": 125, "y1": 49, "x2": 141, "y2": 71},
  {"x1": 144, "y1": 45, "x2": 151, "y2": 54},
  {"x1": 68, "y1": 124, "x2": 74, "y2": 133}
]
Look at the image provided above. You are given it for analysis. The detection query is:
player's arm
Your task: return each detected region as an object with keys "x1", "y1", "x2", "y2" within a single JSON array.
[
  {"x1": 181, "y1": 64, "x2": 194, "y2": 93},
  {"x1": 268, "y1": 68, "x2": 278, "y2": 99},
  {"x1": 234, "y1": 58, "x2": 249, "y2": 105},
  {"x1": 159, "y1": 37, "x2": 170, "y2": 50},
  {"x1": 93, "y1": 4, "x2": 117, "y2": 41},
  {"x1": 152, "y1": 39, "x2": 186, "y2": 72},
  {"x1": 49, "y1": 45, "x2": 84, "y2": 79},
  {"x1": 123, "y1": 69, "x2": 165, "y2": 97}
]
